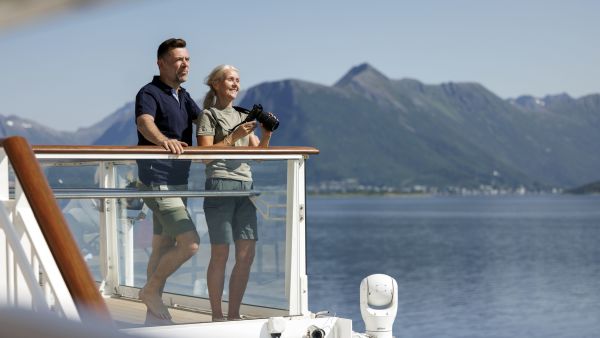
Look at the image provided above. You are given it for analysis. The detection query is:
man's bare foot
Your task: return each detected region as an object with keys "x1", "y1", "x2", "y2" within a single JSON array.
[
  {"x1": 144, "y1": 311, "x2": 174, "y2": 326},
  {"x1": 139, "y1": 287, "x2": 171, "y2": 320}
]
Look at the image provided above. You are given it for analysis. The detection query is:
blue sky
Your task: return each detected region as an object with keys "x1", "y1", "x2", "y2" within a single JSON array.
[{"x1": 0, "y1": 0, "x2": 598, "y2": 131}]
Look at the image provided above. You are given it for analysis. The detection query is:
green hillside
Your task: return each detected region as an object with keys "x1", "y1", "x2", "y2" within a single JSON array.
[{"x1": 239, "y1": 63, "x2": 600, "y2": 191}]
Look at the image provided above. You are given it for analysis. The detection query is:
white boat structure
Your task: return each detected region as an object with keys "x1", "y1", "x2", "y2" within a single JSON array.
[{"x1": 0, "y1": 136, "x2": 397, "y2": 337}]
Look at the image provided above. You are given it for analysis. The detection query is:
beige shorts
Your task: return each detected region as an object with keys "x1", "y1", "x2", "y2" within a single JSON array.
[{"x1": 141, "y1": 184, "x2": 196, "y2": 237}]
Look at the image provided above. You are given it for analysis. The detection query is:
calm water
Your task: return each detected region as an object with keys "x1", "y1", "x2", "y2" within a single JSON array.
[{"x1": 306, "y1": 195, "x2": 600, "y2": 338}]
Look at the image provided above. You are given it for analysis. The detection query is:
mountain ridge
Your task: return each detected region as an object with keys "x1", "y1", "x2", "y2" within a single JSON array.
[{"x1": 2, "y1": 62, "x2": 598, "y2": 190}]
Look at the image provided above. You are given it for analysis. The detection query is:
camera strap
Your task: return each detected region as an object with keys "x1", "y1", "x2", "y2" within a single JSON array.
[
  {"x1": 233, "y1": 106, "x2": 251, "y2": 114},
  {"x1": 207, "y1": 107, "x2": 248, "y2": 134},
  {"x1": 228, "y1": 106, "x2": 253, "y2": 132}
]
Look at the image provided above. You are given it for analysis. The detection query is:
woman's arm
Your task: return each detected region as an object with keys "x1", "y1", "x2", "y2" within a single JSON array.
[
  {"x1": 197, "y1": 135, "x2": 215, "y2": 146},
  {"x1": 198, "y1": 122, "x2": 257, "y2": 147},
  {"x1": 249, "y1": 127, "x2": 272, "y2": 148}
]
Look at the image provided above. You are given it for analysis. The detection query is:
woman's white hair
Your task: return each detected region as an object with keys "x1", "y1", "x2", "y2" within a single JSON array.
[{"x1": 202, "y1": 64, "x2": 240, "y2": 109}]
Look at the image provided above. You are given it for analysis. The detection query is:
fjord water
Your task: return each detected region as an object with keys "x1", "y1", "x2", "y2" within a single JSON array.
[{"x1": 306, "y1": 195, "x2": 600, "y2": 337}]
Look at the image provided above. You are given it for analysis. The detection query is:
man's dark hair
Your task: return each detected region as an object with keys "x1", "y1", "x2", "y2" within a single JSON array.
[{"x1": 157, "y1": 38, "x2": 187, "y2": 59}]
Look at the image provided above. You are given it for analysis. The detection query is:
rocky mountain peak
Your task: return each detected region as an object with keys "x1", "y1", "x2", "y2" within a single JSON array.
[
  {"x1": 334, "y1": 62, "x2": 389, "y2": 88},
  {"x1": 510, "y1": 95, "x2": 547, "y2": 110}
]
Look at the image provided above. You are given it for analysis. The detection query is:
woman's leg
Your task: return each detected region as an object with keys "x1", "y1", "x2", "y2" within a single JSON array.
[
  {"x1": 227, "y1": 239, "x2": 256, "y2": 320},
  {"x1": 207, "y1": 244, "x2": 230, "y2": 321}
]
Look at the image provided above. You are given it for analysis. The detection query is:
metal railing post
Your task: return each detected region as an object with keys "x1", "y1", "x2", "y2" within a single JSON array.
[
  {"x1": 285, "y1": 157, "x2": 308, "y2": 316},
  {"x1": 98, "y1": 161, "x2": 120, "y2": 295}
]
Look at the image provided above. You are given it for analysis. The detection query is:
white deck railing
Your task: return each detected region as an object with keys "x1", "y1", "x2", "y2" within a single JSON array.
[
  {"x1": 0, "y1": 165, "x2": 79, "y2": 319},
  {"x1": 1, "y1": 138, "x2": 319, "y2": 320}
]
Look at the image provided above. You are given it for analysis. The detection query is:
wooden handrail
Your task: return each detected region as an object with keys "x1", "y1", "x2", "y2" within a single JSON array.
[
  {"x1": 32, "y1": 145, "x2": 320, "y2": 155},
  {"x1": 0, "y1": 137, "x2": 112, "y2": 323}
]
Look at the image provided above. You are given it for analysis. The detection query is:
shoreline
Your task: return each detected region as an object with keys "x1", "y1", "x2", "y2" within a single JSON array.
[{"x1": 307, "y1": 191, "x2": 600, "y2": 198}]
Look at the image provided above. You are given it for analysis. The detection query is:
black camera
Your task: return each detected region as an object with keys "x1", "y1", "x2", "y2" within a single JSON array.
[{"x1": 233, "y1": 104, "x2": 279, "y2": 132}]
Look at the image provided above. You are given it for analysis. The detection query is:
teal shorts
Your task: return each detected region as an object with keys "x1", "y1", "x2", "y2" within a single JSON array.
[
  {"x1": 203, "y1": 178, "x2": 258, "y2": 244},
  {"x1": 141, "y1": 184, "x2": 196, "y2": 238}
]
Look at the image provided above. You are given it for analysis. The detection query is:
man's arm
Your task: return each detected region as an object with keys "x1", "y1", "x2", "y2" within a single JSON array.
[{"x1": 136, "y1": 114, "x2": 187, "y2": 154}]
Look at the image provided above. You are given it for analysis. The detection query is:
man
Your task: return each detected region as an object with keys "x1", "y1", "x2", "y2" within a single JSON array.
[{"x1": 135, "y1": 38, "x2": 201, "y2": 322}]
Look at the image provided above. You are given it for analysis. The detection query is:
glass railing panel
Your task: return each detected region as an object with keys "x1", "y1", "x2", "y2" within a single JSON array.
[
  {"x1": 40, "y1": 160, "x2": 104, "y2": 280},
  {"x1": 115, "y1": 159, "x2": 290, "y2": 310},
  {"x1": 42, "y1": 160, "x2": 101, "y2": 188},
  {"x1": 37, "y1": 157, "x2": 291, "y2": 311},
  {"x1": 61, "y1": 197, "x2": 103, "y2": 279}
]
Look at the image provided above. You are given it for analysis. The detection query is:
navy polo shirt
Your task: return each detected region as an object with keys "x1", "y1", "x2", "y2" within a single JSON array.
[{"x1": 135, "y1": 76, "x2": 201, "y2": 185}]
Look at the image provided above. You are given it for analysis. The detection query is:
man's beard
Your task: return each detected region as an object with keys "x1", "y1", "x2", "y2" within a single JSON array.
[{"x1": 175, "y1": 74, "x2": 187, "y2": 84}]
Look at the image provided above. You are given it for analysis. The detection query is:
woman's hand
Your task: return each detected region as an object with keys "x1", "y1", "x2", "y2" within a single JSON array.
[
  {"x1": 260, "y1": 112, "x2": 278, "y2": 133},
  {"x1": 255, "y1": 114, "x2": 274, "y2": 148},
  {"x1": 231, "y1": 121, "x2": 256, "y2": 140}
]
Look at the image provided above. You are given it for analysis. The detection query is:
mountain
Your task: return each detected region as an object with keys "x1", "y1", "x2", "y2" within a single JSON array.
[
  {"x1": 507, "y1": 93, "x2": 600, "y2": 186},
  {"x1": 0, "y1": 114, "x2": 105, "y2": 145},
  {"x1": 0, "y1": 101, "x2": 131, "y2": 145},
  {"x1": 0, "y1": 115, "x2": 73, "y2": 144},
  {"x1": 238, "y1": 64, "x2": 599, "y2": 189},
  {"x1": 2, "y1": 64, "x2": 599, "y2": 190},
  {"x1": 92, "y1": 102, "x2": 137, "y2": 145}
]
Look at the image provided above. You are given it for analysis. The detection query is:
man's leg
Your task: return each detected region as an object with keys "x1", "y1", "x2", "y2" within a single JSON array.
[
  {"x1": 144, "y1": 234, "x2": 174, "y2": 324},
  {"x1": 227, "y1": 239, "x2": 256, "y2": 320},
  {"x1": 207, "y1": 244, "x2": 229, "y2": 321},
  {"x1": 146, "y1": 234, "x2": 175, "y2": 288},
  {"x1": 140, "y1": 230, "x2": 199, "y2": 319}
]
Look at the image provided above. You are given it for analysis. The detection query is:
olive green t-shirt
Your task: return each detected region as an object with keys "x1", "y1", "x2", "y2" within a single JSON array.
[{"x1": 196, "y1": 107, "x2": 253, "y2": 181}]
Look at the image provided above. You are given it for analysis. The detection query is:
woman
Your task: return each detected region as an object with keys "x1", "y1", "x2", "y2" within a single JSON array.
[{"x1": 196, "y1": 64, "x2": 275, "y2": 321}]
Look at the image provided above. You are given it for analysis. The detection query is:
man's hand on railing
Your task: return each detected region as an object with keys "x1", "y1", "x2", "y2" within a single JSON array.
[
  {"x1": 137, "y1": 114, "x2": 188, "y2": 154},
  {"x1": 160, "y1": 139, "x2": 188, "y2": 154}
]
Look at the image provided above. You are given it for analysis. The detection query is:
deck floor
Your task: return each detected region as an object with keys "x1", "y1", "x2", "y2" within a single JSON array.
[{"x1": 105, "y1": 296, "x2": 212, "y2": 328}]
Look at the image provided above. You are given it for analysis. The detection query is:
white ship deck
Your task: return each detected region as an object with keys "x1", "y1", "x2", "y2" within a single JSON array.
[{"x1": 104, "y1": 297, "x2": 213, "y2": 328}]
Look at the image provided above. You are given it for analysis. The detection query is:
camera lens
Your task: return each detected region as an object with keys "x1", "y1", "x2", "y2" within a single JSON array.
[
  {"x1": 258, "y1": 112, "x2": 279, "y2": 131},
  {"x1": 242, "y1": 104, "x2": 279, "y2": 131}
]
